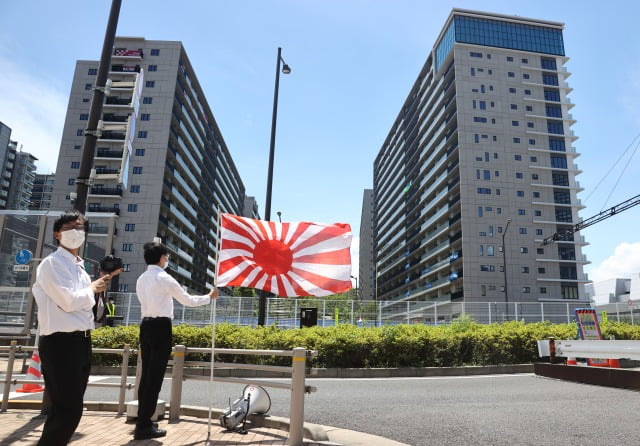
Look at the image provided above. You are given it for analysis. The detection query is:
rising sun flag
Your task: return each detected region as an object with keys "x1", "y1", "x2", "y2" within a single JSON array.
[{"x1": 217, "y1": 214, "x2": 353, "y2": 297}]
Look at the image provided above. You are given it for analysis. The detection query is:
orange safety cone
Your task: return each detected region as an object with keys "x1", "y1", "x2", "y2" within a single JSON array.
[
  {"x1": 566, "y1": 357, "x2": 577, "y2": 366},
  {"x1": 17, "y1": 350, "x2": 44, "y2": 393}
]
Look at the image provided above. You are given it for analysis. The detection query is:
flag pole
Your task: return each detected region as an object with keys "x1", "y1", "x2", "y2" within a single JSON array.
[{"x1": 207, "y1": 208, "x2": 223, "y2": 441}]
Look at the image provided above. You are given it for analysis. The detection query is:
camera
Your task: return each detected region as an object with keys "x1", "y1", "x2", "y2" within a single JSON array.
[{"x1": 100, "y1": 255, "x2": 123, "y2": 273}]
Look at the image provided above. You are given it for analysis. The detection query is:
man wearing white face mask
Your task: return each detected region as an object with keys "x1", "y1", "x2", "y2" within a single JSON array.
[
  {"x1": 133, "y1": 241, "x2": 218, "y2": 440},
  {"x1": 32, "y1": 210, "x2": 115, "y2": 445}
]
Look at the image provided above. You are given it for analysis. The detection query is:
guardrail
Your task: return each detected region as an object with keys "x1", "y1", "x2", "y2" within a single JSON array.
[
  {"x1": 1, "y1": 341, "x2": 317, "y2": 446},
  {"x1": 0, "y1": 340, "x2": 134, "y2": 414},
  {"x1": 537, "y1": 338, "x2": 640, "y2": 361}
]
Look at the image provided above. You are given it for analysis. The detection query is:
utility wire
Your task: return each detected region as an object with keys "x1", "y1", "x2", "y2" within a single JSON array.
[
  {"x1": 582, "y1": 132, "x2": 640, "y2": 207},
  {"x1": 601, "y1": 137, "x2": 640, "y2": 210}
]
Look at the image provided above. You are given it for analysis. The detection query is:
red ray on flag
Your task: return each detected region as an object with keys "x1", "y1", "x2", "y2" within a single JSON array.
[{"x1": 217, "y1": 214, "x2": 352, "y2": 297}]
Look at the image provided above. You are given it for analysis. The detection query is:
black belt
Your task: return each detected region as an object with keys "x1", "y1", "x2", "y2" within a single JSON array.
[
  {"x1": 142, "y1": 317, "x2": 171, "y2": 322},
  {"x1": 46, "y1": 330, "x2": 91, "y2": 338}
]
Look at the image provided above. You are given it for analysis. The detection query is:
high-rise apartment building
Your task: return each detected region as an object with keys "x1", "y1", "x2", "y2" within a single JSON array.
[
  {"x1": 51, "y1": 38, "x2": 249, "y2": 293},
  {"x1": 29, "y1": 173, "x2": 55, "y2": 210},
  {"x1": 373, "y1": 9, "x2": 589, "y2": 322},
  {"x1": 359, "y1": 189, "x2": 375, "y2": 300},
  {"x1": 6, "y1": 150, "x2": 37, "y2": 210}
]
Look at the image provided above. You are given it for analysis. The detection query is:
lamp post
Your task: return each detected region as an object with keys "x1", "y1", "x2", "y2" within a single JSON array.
[
  {"x1": 258, "y1": 47, "x2": 291, "y2": 326},
  {"x1": 350, "y1": 275, "x2": 358, "y2": 300},
  {"x1": 502, "y1": 219, "x2": 512, "y2": 321}
]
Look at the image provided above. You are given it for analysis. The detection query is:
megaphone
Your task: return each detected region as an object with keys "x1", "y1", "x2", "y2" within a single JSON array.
[{"x1": 220, "y1": 385, "x2": 271, "y2": 433}]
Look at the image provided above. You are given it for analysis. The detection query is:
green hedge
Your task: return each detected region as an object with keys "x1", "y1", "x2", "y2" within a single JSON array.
[{"x1": 89, "y1": 320, "x2": 640, "y2": 368}]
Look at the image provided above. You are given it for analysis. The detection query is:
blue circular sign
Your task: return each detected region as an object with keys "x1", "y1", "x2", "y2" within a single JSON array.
[{"x1": 16, "y1": 249, "x2": 32, "y2": 265}]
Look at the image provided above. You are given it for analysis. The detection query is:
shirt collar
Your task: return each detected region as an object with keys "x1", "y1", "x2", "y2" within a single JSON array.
[{"x1": 56, "y1": 247, "x2": 84, "y2": 266}]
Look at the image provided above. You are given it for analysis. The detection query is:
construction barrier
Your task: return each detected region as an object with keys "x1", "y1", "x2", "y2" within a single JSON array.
[{"x1": 16, "y1": 350, "x2": 44, "y2": 393}]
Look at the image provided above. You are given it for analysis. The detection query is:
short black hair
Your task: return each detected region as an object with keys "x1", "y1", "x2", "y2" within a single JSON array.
[
  {"x1": 53, "y1": 209, "x2": 88, "y2": 232},
  {"x1": 143, "y1": 241, "x2": 168, "y2": 265}
]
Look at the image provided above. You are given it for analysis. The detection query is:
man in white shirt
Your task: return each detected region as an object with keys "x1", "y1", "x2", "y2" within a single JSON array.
[
  {"x1": 134, "y1": 241, "x2": 218, "y2": 440},
  {"x1": 32, "y1": 210, "x2": 116, "y2": 446}
]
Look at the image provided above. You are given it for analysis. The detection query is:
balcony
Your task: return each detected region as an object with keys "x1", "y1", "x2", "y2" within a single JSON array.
[
  {"x1": 104, "y1": 97, "x2": 132, "y2": 106},
  {"x1": 89, "y1": 187, "x2": 122, "y2": 197},
  {"x1": 102, "y1": 113, "x2": 129, "y2": 123},
  {"x1": 113, "y1": 48, "x2": 143, "y2": 58},
  {"x1": 87, "y1": 206, "x2": 120, "y2": 216},
  {"x1": 94, "y1": 167, "x2": 120, "y2": 175},
  {"x1": 96, "y1": 149, "x2": 124, "y2": 158},
  {"x1": 110, "y1": 64, "x2": 141, "y2": 73}
]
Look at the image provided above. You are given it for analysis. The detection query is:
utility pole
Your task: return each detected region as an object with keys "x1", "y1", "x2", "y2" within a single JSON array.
[{"x1": 74, "y1": 0, "x2": 122, "y2": 213}]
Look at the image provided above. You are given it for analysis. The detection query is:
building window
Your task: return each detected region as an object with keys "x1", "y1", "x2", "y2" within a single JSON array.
[
  {"x1": 520, "y1": 247, "x2": 529, "y2": 253},
  {"x1": 527, "y1": 122, "x2": 534, "y2": 128},
  {"x1": 514, "y1": 154, "x2": 521, "y2": 160},
  {"x1": 535, "y1": 210, "x2": 542, "y2": 216},
  {"x1": 130, "y1": 185, "x2": 140, "y2": 193},
  {"x1": 483, "y1": 170, "x2": 491, "y2": 180},
  {"x1": 118, "y1": 284, "x2": 129, "y2": 292},
  {"x1": 533, "y1": 192, "x2": 540, "y2": 199},
  {"x1": 518, "y1": 209, "x2": 526, "y2": 215},
  {"x1": 145, "y1": 81, "x2": 155, "y2": 88},
  {"x1": 480, "y1": 265, "x2": 495, "y2": 272},
  {"x1": 523, "y1": 73, "x2": 530, "y2": 80},
  {"x1": 82, "y1": 98, "x2": 90, "y2": 103},
  {"x1": 122, "y1": 264, "x2": 131, "y2": 272},
  {"x1": 536, "y1": 229, "x2": 543, "y2": 235},
  {"x1": 135, "y1": 148, "x2": 145, "y2": 156},
  {"x1": 532, "y1": 174, "x2": 539, "y2": 180},
  {"x1": 537, "y1": 248, "x2": 544, "y2": 255},
  {"x1": 521, "y1": 267, "x2": 529, "y2": 273},
  {"x1": 140, "y1": 114, "x2": 150, "y2": 121},
  {"x1": 526, "y1": 105, "x2": 533, "y2": 112},
  {"x1": 540, "y1": 287, "x2": 547, "y2": 294},
  {"x1": 71, "y1": 162, "x2": 80, "y2": 169},
  {"x1": 487, "y1": 245, "x2": 494, "y2": 256},
  {"x1": 150, "y1": 49, "x2": 160, "y2": 56},
  {"x1": 529, "y1": 140, "x2": 536, "y2": 146},
  {"x1": 544, "y1": 89, "x2": 561, "y2": 102},
  {"x1": 68, "y1": 178, "x2": 76, "y2": 185},
  {"x1": 85, "y1": 83, "x2": 92, "y2": 90},
  {"x1": 509, "y1": 87, "x2": 516, "y2": 93},
  {"x1": 142, "y1": 97, "x2": 153, "y2": 104},
  {"x1": 80, "y1": 113, "x2": 89, "y2": 121},
  {"x1": 507, "y1": 56, "x2": 513, "y2": 62},
  {"x1": 76, "y1": 129, "x2": 84, "y2": 136},
  {"x1": 138, "y1": 131, "x2": 148, "y2": 138},
  {"x1": 538, "y1": 268, "x2": 546, "y2": 274},
  {"x1": 524, "y1": 89, "x2": 532, "y2": 95},
  {"x1": 74, "y1": 145, "x2": 81, "y2": 150},
  {"x1": 132, "y1": 167, "x2": 143, "y2": 174},
  {"x1": 474, "y1": 117, "x2": 487, "y2": 123},
  {"x1": 148, "y1": 65, "x2": 158, "y2": 71},
  {"x1": 123, "y1": 243, "x2": 133, "y2": 252},
  {"x1": 517, "y1": 190, "x2": 525, "y2": 197},
  {"x1": 125, "y1": 223, "x2": 136, "y2": 231},
  {"x1": 508, "y1": 72, "x2": 515, "y2": 77},
  {"x1": 515, "y1": 172, "x2": 523, "y2": 179},
  {"x1": 512, "y1": 120, "x2": 519, "y2": 126},
  {"x1": 470, "y1": 51, "x2": 483, "y2": 58},
  {"x1": 127, "y1": 204, "x2": 138, "y2": 212},
  {"x1": 510, "y1": 104, "x2": 518, "y2": 110},
  {"x1": 88, "y1": 68, "x2": 98, "y2": 75},
  {"x1": 477, "y1": 188, "x2": 491, "y2": 194},
  {"x1": 522, "y1": 58, "x2": 529, "y2": 64},
  {"x1": 522, "y1": 287, "x2": 531, "y2": 293}
]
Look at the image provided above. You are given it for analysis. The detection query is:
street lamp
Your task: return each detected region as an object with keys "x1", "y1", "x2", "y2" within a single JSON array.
[
  {"x1": 258, "y1": 47, "x2": 291, "y2": 326},
  {"x1": 502, "y1": 219, "x2": 512, "y2": 320},
  {"x1": 350, "y1": 275, "x2": 358, "y2": 300}
]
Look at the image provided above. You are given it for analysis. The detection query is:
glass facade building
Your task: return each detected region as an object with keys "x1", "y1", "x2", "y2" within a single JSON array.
[{"x1": 373, "y1": 9, "x2": 589, "y2": 322}]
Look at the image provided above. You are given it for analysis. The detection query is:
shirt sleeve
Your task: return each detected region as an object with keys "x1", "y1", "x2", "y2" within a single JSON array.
[
  {"x1": 161, "y1": 272, "x2": 211, "y2": 307},
  {"x1": 37, "y1": 257, "x2": 95, "y2": 313}
]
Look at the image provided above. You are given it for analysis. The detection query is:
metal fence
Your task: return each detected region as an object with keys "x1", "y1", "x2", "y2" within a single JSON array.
[{"x1": 2, "y1": 288, "x2": 638, "y2": 329}]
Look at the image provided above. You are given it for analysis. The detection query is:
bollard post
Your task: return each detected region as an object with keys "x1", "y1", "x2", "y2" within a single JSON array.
[
  {"x1": 169, "y1": 345, "x2": 186, "y2": 421},
  {"x1": 118, "y1": 344, "x2": 131, "y2": 414},
  {"x1": 289, "y1": 347, "x2": 307, "y2": 446},
  {"x1": 548, "y1": 337, "x2": 555, "y2": 364},
  {"x1": 134, "y1": 348, "x2": 142, "y2": 400},
  {"x1": 1, "y1": 340, "x2": 17, "y2": 412}
]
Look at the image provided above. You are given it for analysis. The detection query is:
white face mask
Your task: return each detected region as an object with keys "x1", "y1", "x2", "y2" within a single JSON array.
[{"x1": 60, "y1": 229, "x2": 86, "y2": 249}]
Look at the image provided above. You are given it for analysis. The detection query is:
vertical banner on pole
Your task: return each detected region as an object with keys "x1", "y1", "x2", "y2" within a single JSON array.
[{"x1": 574, "y1": 308, "x2": 610, "y2": 367}]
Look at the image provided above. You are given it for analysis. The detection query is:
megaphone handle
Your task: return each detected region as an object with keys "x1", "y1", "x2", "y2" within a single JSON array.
[{"x1": 239, "y1": 394, "x2": 250, "y2": 434}]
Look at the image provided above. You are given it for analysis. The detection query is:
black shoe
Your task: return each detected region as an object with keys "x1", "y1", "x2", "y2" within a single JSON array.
[{"x1": 134, "y1": 427, "x2": 167, "y2": 440}]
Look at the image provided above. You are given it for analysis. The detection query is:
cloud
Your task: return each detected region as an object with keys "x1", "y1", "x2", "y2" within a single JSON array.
[
  {"x1": 0, "y1": 53, "x2": 67, "y2": 174},
  {"x1": 587, "y1": 242, "x2": 640, "y2": 283}
]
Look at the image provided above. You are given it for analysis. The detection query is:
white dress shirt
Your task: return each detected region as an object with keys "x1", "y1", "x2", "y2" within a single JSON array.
[
  {"x1": 136, "y1": 265, "x2": 211, "y2": 318},
  {"x1": 32, "y1": 248, "x2": 95, "y2": 336}
]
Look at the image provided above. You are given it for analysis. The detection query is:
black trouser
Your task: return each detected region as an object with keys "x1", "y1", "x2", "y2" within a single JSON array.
[
  {"x1": 37, "y1": 331, "x2": 92, "y2": 446},
  {"x1": 136, "y1": 317, "x2": 172, "y2": 429}
]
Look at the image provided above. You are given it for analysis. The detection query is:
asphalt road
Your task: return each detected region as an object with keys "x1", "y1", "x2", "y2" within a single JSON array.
[{"x1": 10, "y1": 373, "x2": 640, "y2": 445}]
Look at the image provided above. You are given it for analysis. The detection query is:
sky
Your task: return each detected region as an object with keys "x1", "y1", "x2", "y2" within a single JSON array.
[{"x1": 1, "y1": 0, "x2": 640, "y2": 286}]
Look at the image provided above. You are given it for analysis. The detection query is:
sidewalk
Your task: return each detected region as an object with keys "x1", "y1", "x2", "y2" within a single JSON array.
[{"x1": 0, "y1": 406, "x2": 408, "y2": 446}]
